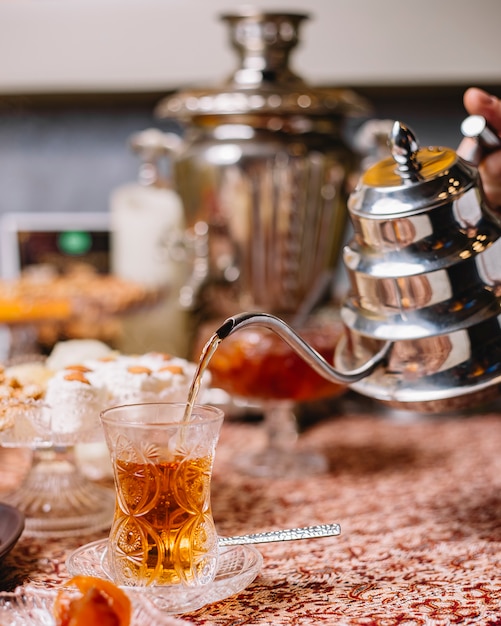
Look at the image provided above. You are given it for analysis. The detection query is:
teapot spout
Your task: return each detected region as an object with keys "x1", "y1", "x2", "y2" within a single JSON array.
[{"x1": 215, "y1": 312, "x2": 392, "y2": 385}]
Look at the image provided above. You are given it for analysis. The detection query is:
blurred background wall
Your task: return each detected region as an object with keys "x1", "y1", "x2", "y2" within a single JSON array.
[{"x1": 0, "y1": 0, "x2": 500, "y2": 219}]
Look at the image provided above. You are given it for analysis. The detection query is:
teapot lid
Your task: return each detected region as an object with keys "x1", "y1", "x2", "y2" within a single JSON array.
[
  {"x1": 155, "y1": 10, "x2": 369, "y2": 122},
  {"x1": 349, "y1": 121, "x2": 478, "y2": 218}
]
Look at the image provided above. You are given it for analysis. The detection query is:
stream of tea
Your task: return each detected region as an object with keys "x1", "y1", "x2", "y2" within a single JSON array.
[{"x1": 183, "y1": 333, "x2": 222, "y2": 422}]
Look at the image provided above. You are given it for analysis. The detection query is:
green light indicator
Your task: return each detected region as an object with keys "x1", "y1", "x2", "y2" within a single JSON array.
[{"x1": 57, "y1": 230, "x2": 92, "y2": 256}]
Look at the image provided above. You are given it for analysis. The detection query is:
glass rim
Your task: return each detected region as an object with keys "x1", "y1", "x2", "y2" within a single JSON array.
[{"x1": 100, "y1": 401, "x2": 224, "y2": 427}]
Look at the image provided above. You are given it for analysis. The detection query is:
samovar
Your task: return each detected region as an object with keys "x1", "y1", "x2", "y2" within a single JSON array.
[{"x1": 155, "y1": 9, "x2": 369, "y2": 326}]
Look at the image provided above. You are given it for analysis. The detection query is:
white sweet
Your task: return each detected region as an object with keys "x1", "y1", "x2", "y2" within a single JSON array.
[
  {"x1": 153, "y1": 361, "x2": 200, "y2": 401},
  {"x1": 99, "y1": 359, "x2": 168, "y2": 404},
  {"x1": 46, "y1": 339, "x2": 115, "y2": 371},
  {"x1": 94, "y1": 352, "x2": 201, "y2": 404},
  {"x1": 40, "y1": 345, "x2": 209, "y2": 436},
  {"x1": 43, "y1": 368, "x2": 108, "y2": 434}
]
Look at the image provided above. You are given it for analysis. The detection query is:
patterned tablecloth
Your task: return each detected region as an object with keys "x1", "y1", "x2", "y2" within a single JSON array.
[{"x1": 1, "y1": 395, "x2": 501, "y2": 625}]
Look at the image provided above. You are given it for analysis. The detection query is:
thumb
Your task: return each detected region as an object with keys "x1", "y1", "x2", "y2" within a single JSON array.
[{"x1": 464, "y1": 88, "x2": 501, "y2": 134}]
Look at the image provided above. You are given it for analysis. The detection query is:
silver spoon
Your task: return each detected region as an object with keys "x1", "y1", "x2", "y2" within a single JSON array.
[{"x1": 218, "y1": 523, "x2": 341, "y2": 546}]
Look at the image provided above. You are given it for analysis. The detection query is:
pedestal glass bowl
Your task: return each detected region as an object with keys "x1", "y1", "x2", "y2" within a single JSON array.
[
  {"x1": 0, "y1": 399, "x2": 115, "y2": 537},
  {"x1": 207, "y1": 315, "x2": 347, "y2": 478}
]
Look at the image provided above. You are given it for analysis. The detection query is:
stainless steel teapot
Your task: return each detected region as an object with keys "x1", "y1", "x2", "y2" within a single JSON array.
[{"x1": 215, "y1": 116, "x2": 501, "y2": 412}]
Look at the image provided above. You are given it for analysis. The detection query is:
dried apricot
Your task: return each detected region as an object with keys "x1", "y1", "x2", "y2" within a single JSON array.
[{"x1": 54, "y1": 575, "x2": 131, "y2": 626}]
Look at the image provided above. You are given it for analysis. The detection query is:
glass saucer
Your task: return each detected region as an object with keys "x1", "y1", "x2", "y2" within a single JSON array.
[{"x1": 66, "y1": 538, "x2": 263, "y2": 615}]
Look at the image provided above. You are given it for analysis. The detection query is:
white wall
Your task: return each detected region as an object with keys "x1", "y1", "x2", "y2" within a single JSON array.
[{"x1": 1, "y1": 0, "x2": 500, "y2": 94}]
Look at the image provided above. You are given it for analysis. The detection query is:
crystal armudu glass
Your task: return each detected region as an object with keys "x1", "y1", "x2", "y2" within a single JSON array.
[{"x1": 100, "y1": 402, "x2": 224, "y2": 588}]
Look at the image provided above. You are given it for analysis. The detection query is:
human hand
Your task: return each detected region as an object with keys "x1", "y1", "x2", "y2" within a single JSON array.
[{"x1": 463, "y1": 87, "x2": 501, "y2": 209}]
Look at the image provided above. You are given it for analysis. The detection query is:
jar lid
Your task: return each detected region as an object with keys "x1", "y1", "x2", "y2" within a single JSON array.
[
  {"x1": 155, "y1": 10, "x2": 369, "y2": 122},
  {"x1": 348, "y1": 121, "x2": 478, "y2": 218}
]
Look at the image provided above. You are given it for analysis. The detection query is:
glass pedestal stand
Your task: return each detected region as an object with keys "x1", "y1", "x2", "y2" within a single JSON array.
[
  {"x1": 235, "y1": 400, "x2": 329, "y2": 479},
  {"x1": 0, "y1": 403, "x2": 115, "y2": 538},
  {"x1": 205, "y1": 312, "x2": 347, "y2": 480},
  {"x1": 3, "y1": 446, "x2": 115, "y2": 537}
]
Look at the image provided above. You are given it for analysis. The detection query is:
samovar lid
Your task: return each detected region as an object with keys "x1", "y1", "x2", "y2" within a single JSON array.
[
  {"x1": 155, "y1": 10, "x2": 369, "y2": 122},
  {"x1": 348, "y1": 121, "x2": 479, "y2": 218}
]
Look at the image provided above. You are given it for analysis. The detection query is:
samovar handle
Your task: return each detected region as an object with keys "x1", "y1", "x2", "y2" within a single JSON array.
[{"x1": 215, "y1": 312, "x2": 392, "y2": 385}]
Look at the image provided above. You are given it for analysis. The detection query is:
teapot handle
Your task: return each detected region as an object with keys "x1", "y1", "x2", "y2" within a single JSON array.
[
  {"x1": 457, "y1": 115, "x2": 501, "y2": 166},
  {"x1": 216, "y1": 312, "x2": 392, "y2": 385}
]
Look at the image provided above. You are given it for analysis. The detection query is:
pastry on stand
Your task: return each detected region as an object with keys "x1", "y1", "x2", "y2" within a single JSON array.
[
  {"x1": 0, "y1": 340, "x2": 207, "y2": 538},
  {"x1": 0, "y1": 265, "x2": 163, "y2": 359}
]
